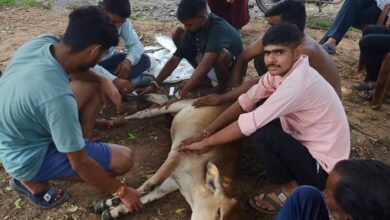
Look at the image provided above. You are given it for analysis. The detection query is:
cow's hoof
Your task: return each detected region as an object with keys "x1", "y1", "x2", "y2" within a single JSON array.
[
  {"x1": 93, "y1": 200, "x2": 107, "y2": 213},
  {"x1": 101, "y1": 210, "x2": 112, "y2": 220}
]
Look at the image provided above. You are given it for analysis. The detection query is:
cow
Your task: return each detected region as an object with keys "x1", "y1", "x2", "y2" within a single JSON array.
[{"x1": 94, "y1": 95, "x2": 242, "y2": 220}]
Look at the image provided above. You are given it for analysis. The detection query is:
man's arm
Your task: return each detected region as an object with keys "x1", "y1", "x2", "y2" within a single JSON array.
[
  {"x1": 179, "y1": 121, "x2": 243, "y2": 153},
  {"x1": 67, "y1": 149, "x2": 142, "y2": 211},
  {"x1": 155, "y1": 56, "x2": 182, "y2": 84},
  {"x1": 179, "y1": 52, "x2": 219, "y2": 97},
  {"x1": 180, "y1": 101, "x2": 244, "y2": 147},
  {"x1": 193, "y1": 78, "x2": 258, "y2": 107},
  {"x1": 70, "y1": 70, "x2": 122, "y2": 113},
  {"x1": 230, "y1": 37, "x2": 264, "y2": 86},
  {"x1": 122, "y1": 19, "x2": 144, "y2": 66}
]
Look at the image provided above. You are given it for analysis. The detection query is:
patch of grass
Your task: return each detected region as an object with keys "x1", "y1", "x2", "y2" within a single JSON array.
[
  {"x1": 308, "y1": 18, "x2": 361, "y2": 33},
  {"x1": 0, "y1": 0, "x2": 38, "y2": 7}
]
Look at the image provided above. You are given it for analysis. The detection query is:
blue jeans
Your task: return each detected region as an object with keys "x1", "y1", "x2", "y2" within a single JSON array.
[
  {"x1": 99, "y1": 53, "x2": 151, "y2": 81},
  {"x1": 319, "y1": 0, "x2": 381, "y2": 45},
  {"x1": 275, "y1": 186, "x2": 330, "y2": 220},
  {"x1": 31, "y1": 140, "x2": 111, "y2": 181}
]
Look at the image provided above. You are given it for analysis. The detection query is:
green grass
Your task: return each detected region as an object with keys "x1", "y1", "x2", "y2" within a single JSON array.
[
  {"x1": 0, "y1": 0, "x2": 38, "y2": 7},
  {"x1": 308, "y1": 18, "x2": 361, "y2": 33}
]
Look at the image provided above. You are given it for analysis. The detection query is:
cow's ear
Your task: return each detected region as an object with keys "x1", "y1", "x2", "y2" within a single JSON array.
[{"x1": 205, "y1": 161, "x2": 224, "y2": 196}]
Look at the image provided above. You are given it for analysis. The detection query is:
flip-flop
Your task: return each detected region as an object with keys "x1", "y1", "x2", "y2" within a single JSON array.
[
  {"x1": 321, "y1": 43, "x2": 336, "y2": 55},
  {"x1": 9, "y1": 178, "x2": 67, "y2": 209},
  {"x1": 354, "y1": 82, "x2": 376, "y2": 91},
  {"x1": 358, "y1": 89, "x2": 374, "y2": 101},
  {"x1": 248, "y1": 188, "x2": 287, "y2": 214}
]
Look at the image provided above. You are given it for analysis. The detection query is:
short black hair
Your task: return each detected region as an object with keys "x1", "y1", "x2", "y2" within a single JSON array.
[
  {"x1": 333, "y1": 159, "x2": 390, "y2": 220},
  {"x1": 63, "y1": 6, "x2": 118, "y2": 53},
  {"x1": 176, "y1": 0, "x2": 207, "y2": 22},
  {"x1": 265, "y1": 0, "x2": 306, "y2": 33},
  {"x1": 262, "y1": 23, "x2": 302, "y2": 48},
  {"x1": 102, "y1": 0, "x2": 131, "y2": 18}
]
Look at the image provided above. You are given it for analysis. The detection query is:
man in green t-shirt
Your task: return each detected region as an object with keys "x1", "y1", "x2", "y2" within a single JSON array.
[{"x1": 140, "y1": 0, "x2": 243, "y2": 104}]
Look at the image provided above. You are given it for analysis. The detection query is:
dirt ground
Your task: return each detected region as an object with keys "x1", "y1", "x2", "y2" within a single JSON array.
[{"x1": 0, "y1": 3, "x2": 389, "y2": 220}]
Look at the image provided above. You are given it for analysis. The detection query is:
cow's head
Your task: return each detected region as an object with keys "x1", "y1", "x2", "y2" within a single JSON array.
[{"x1": 191, "y1": 162, "x2": 241, "y2": 220}]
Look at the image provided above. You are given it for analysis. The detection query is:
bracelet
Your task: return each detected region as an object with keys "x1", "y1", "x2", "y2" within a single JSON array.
[
  {"x1": 200, "y1": 128, "x2": 211, "y2": 138},
  {"x1": 113, "y1": 184, "x2": 125, "y2": 198},
  {"x1": 174, "y1": 91, "x2": 182, "y2": 100},
  {"x1": 150, "y1": 80, "x2": 160, "y2": 89}
]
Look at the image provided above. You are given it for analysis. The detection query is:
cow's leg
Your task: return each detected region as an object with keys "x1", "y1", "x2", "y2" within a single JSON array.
[
  {"x1": 138, "y1": 151, "x2": 180, "y2": 192},
  {"x1": 102, "y1": 177, "x2": 179, "y2": 220},
  {"x1": 140, "y1": 177, "x2": 179, "y2": 203}
]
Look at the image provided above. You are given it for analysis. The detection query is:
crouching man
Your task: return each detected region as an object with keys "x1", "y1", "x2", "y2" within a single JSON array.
[{"x1": 0, "y1": 6, "x2": 141, "y2": 212}]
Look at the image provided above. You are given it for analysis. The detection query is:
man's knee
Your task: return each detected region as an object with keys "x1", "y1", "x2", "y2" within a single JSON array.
[
  {"x1": 215, "y1": 49, "x2": 232, "y2": 68},
  {"x1": 109, "y1": 145, "x2": 134, "y2": 175},
  {"x1": 70, "y1": 80, "x2": 101, "y2": 109},
  {"x1": 171, "y1": 27, "x2": 185, "y2": 48},
  {"x1": 293, "y1": 186, "x2": 323, "y2": 203},
  {"x1": 250, "y1": 124, "x2": 280, "y2": 152},
  {"x1": 118, "y1": 148, "x2": 134, "y2": 174}
]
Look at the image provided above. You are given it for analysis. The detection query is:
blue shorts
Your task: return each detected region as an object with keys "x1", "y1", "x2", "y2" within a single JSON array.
[{"x1": 31, "y1": 140, "x2": 111, "y2": 181}]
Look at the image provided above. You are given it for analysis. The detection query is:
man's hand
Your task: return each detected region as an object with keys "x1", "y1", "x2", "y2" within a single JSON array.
[
  {"x1": 100, "y1": 78, "x2": 122, "y2": 113},
  {"x1": 120, "y1": 186, "x2": 143, "y2": 213},
  {"x1": 193, "y1": 93, "x2": 222, "y2": 108},
  {"x1": 226, "y1": 0, "x2": 235, "y2": 3},
  {"x1": 179, "y1": 133, "x2": 204, "y2": 150},
  {"x1": 178, "y1": 139, "x2": 212, "y2": 154},
  {"x1": 113, "y1": 78, "x2": 133, "y2": 95},
  {"x1": 116, "y1": 59, "x2": 132, "y2": 79}
]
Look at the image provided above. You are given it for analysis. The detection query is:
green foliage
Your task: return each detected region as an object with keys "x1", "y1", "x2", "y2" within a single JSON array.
[
  {"x1": 0, "y1": 0, "x2": 38, "y2": 7},
  {"x1": 308, "y1": 18, "x2": 361, "y2": 33}
]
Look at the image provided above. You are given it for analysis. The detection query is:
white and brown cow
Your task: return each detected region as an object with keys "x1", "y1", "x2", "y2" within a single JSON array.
[{"x1": 95, "y1": 95, "x2": 241, "y2": 220}]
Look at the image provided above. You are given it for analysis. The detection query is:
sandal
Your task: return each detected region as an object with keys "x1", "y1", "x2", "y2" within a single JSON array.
[
  {"x1": 248, "y1": 188, "x2": 287, "y2": 214},
  {"x1": 9, "y1": 178, "x2": 67, "y2": 209},
  {"x1": 321, "y1": 43, "x2": 336, "y2": 55},
  {"x1": 358, "y1": 89, "x2": 374, "y2": 101},
  {"x1": 354, "y1": 81, "x2": 376, "y2": 91}
]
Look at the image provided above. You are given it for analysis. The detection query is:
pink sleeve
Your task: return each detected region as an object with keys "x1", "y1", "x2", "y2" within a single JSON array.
[
  {"x1": 238, "y1": 74, "x2": 276, "y2": 112},
  {"x1": 238, "y1": 82, "x2": 304, "y2": 136}
]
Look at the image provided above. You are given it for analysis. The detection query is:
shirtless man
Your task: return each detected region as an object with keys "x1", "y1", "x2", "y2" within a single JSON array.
[{"x1": 193, "y1": 0, "x2": 341, "y2": 107}]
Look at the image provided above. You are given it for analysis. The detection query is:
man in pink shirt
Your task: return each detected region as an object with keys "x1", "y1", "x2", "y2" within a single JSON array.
[{"x1": 179, "y1": 23, "x2": 350, "y2": 214}]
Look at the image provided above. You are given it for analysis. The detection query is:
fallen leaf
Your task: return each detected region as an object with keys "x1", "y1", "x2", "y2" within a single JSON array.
[
  {"x1": 127, "y1": 132, "x2": 137, "y2": 141},
  {"x1": 67, "y1": 204, "x2": 78, "y2": 213},
  {"x1": 5, "y1": 187, "x2": 12, "y2": 191},
  {"x1": 142, "y1": 173, "x2": 153, "y2": 179},
  {"x1": 175, "y1": 208, "x2": 185, "y2": 214},
  {"x1": 14, "y1": 198, "x2": 21, "y2": 209}
]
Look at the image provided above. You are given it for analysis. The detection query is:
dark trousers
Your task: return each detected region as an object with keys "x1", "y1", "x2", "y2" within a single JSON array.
[
  {"x1": 275, "y1": 186, "x2": 330, "y2": 220},
  {"x1": 250, "y1": 119, "x2": 328, "y2": 190},
  {"x1": 99, "y1": 53, "x2": 151, "y2": 80},
  {"x1": 319, "y1": 0, "x2": 381, "y2": 45},
  {"x1": 359, "y1": 25, "x2": 390, "y2": 82}
]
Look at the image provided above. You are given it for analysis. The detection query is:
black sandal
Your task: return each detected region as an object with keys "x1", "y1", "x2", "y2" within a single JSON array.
[
  {"x1": 248, "y1": 188, "x2": 287, "y2": 214},
  {"x1": 358, "y1": 89, "x2": 374, "y2": 101}
]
